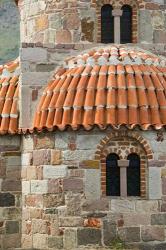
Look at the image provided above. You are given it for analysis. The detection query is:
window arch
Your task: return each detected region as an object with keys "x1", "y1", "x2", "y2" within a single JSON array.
[
  {"x1": 101, "y1": 4, "x2": 114, "y2": 43},
  {"x1": 120, "y1": 5, "x2": 132, "y2": 43},
  {"x1": 106, "y1": 153, "x2": 120, "y2": 196},
  {"x1": 127, "y1": 153, "x2": 140, "y2": 196}
]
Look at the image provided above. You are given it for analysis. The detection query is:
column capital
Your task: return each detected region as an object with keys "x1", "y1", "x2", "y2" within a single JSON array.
[
  {"x1": 112, "y1": 9, "x2": 123, "y2": 17},
  {"x1": 118, "y1": 160, "x2": 129, "y2": 168}
]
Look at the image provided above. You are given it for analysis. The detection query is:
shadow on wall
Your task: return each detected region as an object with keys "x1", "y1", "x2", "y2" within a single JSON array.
[{"x1": 0, "y1": 0, "x2": 20, "y2": 64}]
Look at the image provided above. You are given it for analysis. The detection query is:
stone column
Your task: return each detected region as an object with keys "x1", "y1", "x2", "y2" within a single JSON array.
[
  {"x1": 118, "y1": 160, "x2": 129, "y2": 197},
  {"x1": 112, "y1": 9, "x2": 123, "y2": 44}
]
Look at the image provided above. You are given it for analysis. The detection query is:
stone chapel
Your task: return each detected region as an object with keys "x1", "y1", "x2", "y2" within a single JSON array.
[{"x1": 0, "y1": 0, "x2": 166, "y2": 249}]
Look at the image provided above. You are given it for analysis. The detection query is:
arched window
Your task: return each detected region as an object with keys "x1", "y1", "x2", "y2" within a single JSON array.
[
  {"x1": 120, "y1": 5, "x2": 132, "y2": 43},
  {"x1": 127, "y1": 154, "x2": 140, "y2": 196},
  {"x1": 106, "y1": 153, "x2": 120, "y2": 196},
  {"x1": 101, "y1": 5, "x2": 114, "y2": 43}
]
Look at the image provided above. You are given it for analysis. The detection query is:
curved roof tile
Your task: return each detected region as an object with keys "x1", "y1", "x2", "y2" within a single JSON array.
[
  {"x1": 0, "y1": 59, "x2": 20, "y2": 134},
  {"x1": 33, "y1": 46, "x2": 166, "y2": 131}
]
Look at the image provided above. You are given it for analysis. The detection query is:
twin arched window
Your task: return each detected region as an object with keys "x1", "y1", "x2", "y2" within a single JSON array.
[
  {"x1": 106, "y1": 153, "x2": 140, "y2": 197},
  {"x1": 101, "y1": 4, "x2": 132, "y2": 44}
]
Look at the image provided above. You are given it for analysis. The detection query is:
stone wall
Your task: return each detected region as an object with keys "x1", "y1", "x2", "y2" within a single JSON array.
[
  {"x1": 0, "y1": 135, "x2": 21, "y2": 249},
  {"x1": 0, "y1": 0, "x2": 20, "y2": 64},
  {"x1": 19, "y1": 0, "x2": 166, "y2": 45},
  {"x1": 21, "y1": 129, "x2": 166, "y2": 249}
]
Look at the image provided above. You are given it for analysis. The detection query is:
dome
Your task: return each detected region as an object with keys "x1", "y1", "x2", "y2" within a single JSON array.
[
  {"x1": 0, "y1": 59, "x2": 19, "y2": 134},
  {"x1": 33, "y1": 46, "x2": 166, "y2": 131}
]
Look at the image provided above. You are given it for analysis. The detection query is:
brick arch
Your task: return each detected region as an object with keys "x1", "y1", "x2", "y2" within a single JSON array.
[
  {"x1": 95, "y1": 131, "x2": 153, "y2": 160},
  {"x1": 93, "y1": 0, "x2": 143, "y2": 43},
  {"x1": 94, "y1": 131, "x2": 153, "y2": 198}
]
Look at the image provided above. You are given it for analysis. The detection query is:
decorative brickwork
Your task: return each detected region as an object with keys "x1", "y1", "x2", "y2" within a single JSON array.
[
  {"x1": 92, "y1": 0, "x2": 145, "y2": 43},
  {"x1": 95, "y1": 131, "x2": 153, "y2": 197}
]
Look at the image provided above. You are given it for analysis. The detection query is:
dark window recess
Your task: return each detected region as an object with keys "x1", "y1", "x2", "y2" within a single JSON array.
[
  {"x1": 101, "y1": 4, "x2": 114, "y2": 43},
  {"x1": 120, "y1": 5, "x2": 132, "y2": 43},
  {"x1": 106, "y1": 153, "x2": 120, "y2": 196},
  {"x1": 127, "y1": 153, "x2": 141, "y2": 196}
]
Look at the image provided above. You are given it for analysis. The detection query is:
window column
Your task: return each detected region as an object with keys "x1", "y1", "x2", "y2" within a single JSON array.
[
  {"x1": 118, "y1": 160, "x2": 129, "y2": 197},
  {"x1": 112, "y1": 9, "x2": 123, "y2": 44}
]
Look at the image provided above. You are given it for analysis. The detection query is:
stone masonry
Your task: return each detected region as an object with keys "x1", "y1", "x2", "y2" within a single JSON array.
[
  {"x1": 20, "y1": 129, "x2": 166, "y2": 249},
  {"x1": 0, "y1": 136, "x2": 21, "y2": 249}
]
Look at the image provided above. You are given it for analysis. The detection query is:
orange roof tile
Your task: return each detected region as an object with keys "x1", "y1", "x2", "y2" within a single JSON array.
[
  {"x1": 0, "y1": 59, "x2": 19, "y2": 134},
  {"x1": 33, "y1": 46, "x2": 166, "y2": 131}
]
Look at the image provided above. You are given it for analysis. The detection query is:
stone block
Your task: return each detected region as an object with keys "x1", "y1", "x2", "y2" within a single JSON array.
[
  {"x1": 51, "y1": 150, "x2": 62, "y2": 165},
  {"x1": 162, "y1": 177, "x2": 166, "y2": 195},
  {"x1": 118, "y1": 227, "x2": 140, "y2": 242},
  {"x1": 103, "y1": 220, "x2": 117, "y2": 246},
  {"x1": 22, "y1": 153, "x2": 32, "y2": 166},
  {"x1": 77, "y1": 228, "x2": 101, "y2": 246},
  {"x1": 62, "y1": 150, "x2": 94, "y2": 162},
  {"x1": 2, "y1": 208, "x2": 21, "y2": 220},
  {"x1": 2, "y1": 180, "x2": 21, "y2": 191},
  {"x1": 33, "y1": 149, "x2": 51, "y2": 165},
  {"x1": 29, "y1": 208, "x2": 42, "y2": 219},
  {"x1": 59, "y1": 216, "x2": 83, "y2": 227},
  {"x1": 84, "y1": 169, "x2": 101, "y2": 200},
  {"x1": 22, "y1": 135, "x2": 34, "y2": 151},
  {"x1": 43, "y1": 165, "x2": 67, "y2": 179},
  {"x1": 151, "y1": 213, "x2": 166, "y2": 225},
  {"x1": 32, "y1": 219, "x2": 50, "y2": 234},
  {"x1": 33, "y1": 233, "x2": 47, "y2": 249},
  {"x1": 139, "y1": 10, "x2": 153, "y2": 43},
  {"x1": 111, "y1": 199, "x2": 135, "y2": 213},
  {"x1": 48, "y1": 179, "x2": 62, "y2": 193},
  {"x1": 141, "y1": 226, "x2": 165, "y2": 241},
  {"x1": 47, "y1": 236, "x2": 63, "y2": 249},
  {"x1": 56, "y1": 30, "x2": 72, "y2": 43},
  {"x1": 82, "y1": 198, "x2": 109, "y2": 211},
  {"x1": 6, "y1": 156, "x2": 21, "y2": 166},
  {"x1": 31, "y1": 180, "x2": 48, "y2": 194},
  {"x1": 21, "y1": 47, "x2": 47, "y2": 62},
  {"x1": 149, "y1": 167, "x2": 161, "y2": 199},
  {"x1": 135, "y1": 200, "x2": 159, "y2": 213},
  {"x1": 123, "y1": 213, "x2": 151, "y2": 226},
  {"x1": 65, "y1": 193, "x2": 81, "y2": 216},
  {"x1": 76, "y1": 135, "x2": 102, "y2": 150},
  {"x1": 26, "y1": 166, "x2": 37, "y2": 180},
  {"x1": 154, "y1": 30, "x2": 166, "y2": 43},
  {"x1": 22, "y1": 181, "x2": 30, "y2": 194},
  {"x1": 63, "y1": 228, "x2": 77, "y2": 249},
  {"x1": 3, "y1": 233, "x2": 21, "y2": 249},
  {"x1": 43, "y1": 194, "x2": 64, "y2": 208},
  {"x1": 55, "y1": 133, "x2": 68, "y2": 149},
  {"x1": 5, "y1": 220, "x2": 19, "y2": 234},
  {"x1": 34, "y1": 133, "x2": 55, "y2": 149},
  {"x1": 25, "y1": 194, "x2": 43, "y2": 208},
  {"x1": 6, "y1": 165, "x2": 21, "y2": 180},
  {"x1": 80, "y1": 160, "x2": 100, "y2": 169},
  {"x1": 22, "y1": 234, "x2": 33, "y2": 249},
  {"x1": 0, "y1": 193, "x2": 15, "y2": 207},
  {"x1": 63, "y1": 178, "x2": 83, "y2": 192}
]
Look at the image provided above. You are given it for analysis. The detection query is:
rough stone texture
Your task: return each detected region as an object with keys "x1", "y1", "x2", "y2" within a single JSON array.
[
  {"x1": 77, "y1": 228, "x2": 102, "y2": 246},
  {"x1": 84, "y1": 169, "x2": 101, "y2": 200},
  {"x1": 118, "y1": 227, "x2": 141, "y2": 242},
  {"x1": 103, "y1": 220, "x2": 117, "y2": 246},
  {"x1": 0, "y1": 136, "x2": 21, "y2": 249},
  {"x1": 141, "y1": 226, "x2": 165, "y2": 241},
  {"x1": 149, "y1": 167, "x2": 161, "y2": 199}
]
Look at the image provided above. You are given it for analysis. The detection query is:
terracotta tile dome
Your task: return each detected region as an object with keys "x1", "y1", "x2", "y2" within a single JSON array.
[
  {"x1": 0, "y1": 59, "x2": 20, "y2": 134},
  {"x1": 33, "y1": 46, "x2": 166, "y2": 131}
]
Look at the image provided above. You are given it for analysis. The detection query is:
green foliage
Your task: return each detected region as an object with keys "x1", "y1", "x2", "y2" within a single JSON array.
[{"x1": 109, "y1": 237, "x2": 126, "y2": 249}]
